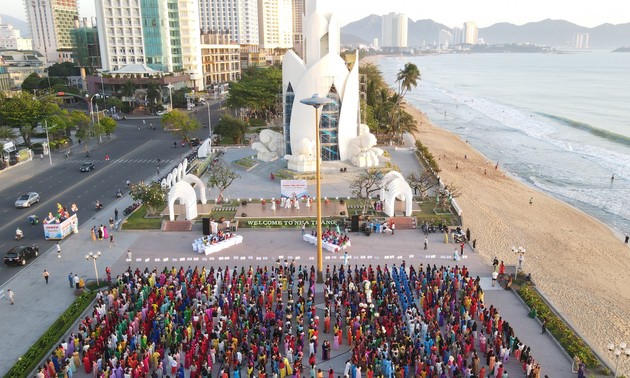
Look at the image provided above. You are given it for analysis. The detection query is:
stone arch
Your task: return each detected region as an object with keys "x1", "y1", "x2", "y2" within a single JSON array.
[
  {"x1": 167, "y1": 181, "x2": 198, "y2": 221},
  {"x1": 379, "y1": 171, "x2": 413, "y2": 217},
  {"x1": 182, "y1": 174, "x2": 207, "y2": 204}
]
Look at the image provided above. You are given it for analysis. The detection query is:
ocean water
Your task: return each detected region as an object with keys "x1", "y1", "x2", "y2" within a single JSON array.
[{"x1": 376, "y1": 51, "x2": 630, "y2": 235}]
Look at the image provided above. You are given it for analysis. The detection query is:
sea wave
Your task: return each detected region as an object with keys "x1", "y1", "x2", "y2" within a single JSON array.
[{"x1": 538, "y1": 113, "x2": 630, "y2": 147}]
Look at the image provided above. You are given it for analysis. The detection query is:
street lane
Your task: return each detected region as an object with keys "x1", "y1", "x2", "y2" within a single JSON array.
[{"x1": 0, "y1": 119, "x2": 198, "y2": 285}]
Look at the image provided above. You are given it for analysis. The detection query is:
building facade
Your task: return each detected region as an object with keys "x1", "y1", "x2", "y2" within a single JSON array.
[
  {"x1": 381, "y1": 12, "x2": 407, "y2": 48},
  {"x1": 198, "y1": 0, "x2": 259, "y2": 45},
  {"x1": 96, "y1": 0, "x2": 203, "y2": 89},
  {"x1": 573, "y1": 33, "x2": 589, "y2": 49},
  {"x1": 0, "y1": 50, "x2": 47, "y2": 89},
  {"x1": 258, "y1": 0, "x2": 293, "y2": 49},
  {"x1": 23, "y1": 0, "x2": 78, "y2": 63},
  {"x1": 71, "y1": 18, "x2": 101, "y2": 73},
  {"x1": 200, "y1": 33, "x2": 241, "y2": 87},
  {"x1": 0, "y1": 60, "x2": 11, "y2": 92},
  {"x1": 0, "y1": 18, "x2": 33, "y2": 50},
  {"x1": 291, "y1": 0, "x2": 304, "y2": 57},
  {"x1": 463, "y1": 22, "x2": 478, "y2": 45}
]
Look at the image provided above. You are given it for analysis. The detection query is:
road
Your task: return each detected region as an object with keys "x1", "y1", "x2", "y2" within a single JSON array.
[{"x1": 0, "y1": 102, "x2": 223, "y2": 285}]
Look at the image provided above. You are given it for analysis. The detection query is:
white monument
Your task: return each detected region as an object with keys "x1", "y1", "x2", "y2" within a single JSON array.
[
  {"x1": 282, "y1": 0, "x2": 360, "y2": 172},
  {"x1": 379, "y1": 171, "x2": 413, "y2": 217},
  {"x1": 252, "y1": 129, "x2": 285, "y2": 162},
  {"x1": 163, "y1": 159, "x2": 208, "y2": 221},
  {"x1": 347, "y1": 124, "x2": 385, "y2": 168}
]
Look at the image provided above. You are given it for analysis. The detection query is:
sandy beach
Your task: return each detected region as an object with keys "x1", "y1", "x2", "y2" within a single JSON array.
[
  {"x1": 406, "y1": 100, "x2": 630, "y2": 374},
  {"x1": 362, "y1": 54, "x2": 630, "y2": 375}
]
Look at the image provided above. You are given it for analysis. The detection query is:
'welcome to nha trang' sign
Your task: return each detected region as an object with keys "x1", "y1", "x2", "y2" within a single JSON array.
[{"x1": 239, "y1": 219, "x2": 339, "y2": 228}]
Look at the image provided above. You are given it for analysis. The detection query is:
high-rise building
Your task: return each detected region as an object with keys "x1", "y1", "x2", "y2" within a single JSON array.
[
  {"x1": 381, "y1": 12, "x2": 407, "y2": 48},
  {"x1": 0, "y1": 18, "x2": 33, "y2": 50},
  {"x1": 198, "y1": 0, "x2": 259, "y2": 45},
  {"x1": 258, "y1": 0, "x2": 293, "y2": 49},
  {"x1": 463, "y1": 22, "x2": 478, "y2": 45},
  {"x1": 452, "y1": 27, "x2": 463, "y2": 45},
  {"x1": 573, "y1": 33, "x2": 589, "y2": 49},
  {"x1": 24, "y1": 0, "x2": 79, "y2": 63},
  {"x1": 71, "y1": 17, "x2": 101, "y2": 73},
  {"x1": 96, "y1": 0, "x2": 203, "y2": 88},
  {"x1": 200, "y1": 32, "x2": 241, "y2": 87},
  {"x1": 291, "y1": 0, "x2": 304, "y2": 57},
  {"x1": 438, "y1": 29, "x2": 452, "y2": 49}
]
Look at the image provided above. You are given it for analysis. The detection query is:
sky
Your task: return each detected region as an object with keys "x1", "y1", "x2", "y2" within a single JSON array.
[{"x1": 3, "y1": 0, "x2": 629, "y2": 28}]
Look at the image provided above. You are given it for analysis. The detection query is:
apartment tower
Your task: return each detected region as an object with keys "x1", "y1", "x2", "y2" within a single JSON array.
[
  {"x1": 381, "y1": 12, "x2": 407, "y2": 48},
  {"x1": 198, "y1": 0, "x2": 259, "y2": 45},
  {"x1": 258, "y1": 0, "x2": 293, "y2": 49},
  {"x1": 23, "y1": 0, "x2": 79, "y2": 63}
]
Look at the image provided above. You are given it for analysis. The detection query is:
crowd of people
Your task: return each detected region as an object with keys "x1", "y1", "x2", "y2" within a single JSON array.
[
  {"x1": 317, "y1": 229, "x2": 351, "y2": 249},
  {"x1": 37, "y1": 262, "x2": 543, "y2": 378}
]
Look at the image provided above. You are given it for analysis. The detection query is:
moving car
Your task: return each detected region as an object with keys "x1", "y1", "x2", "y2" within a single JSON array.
[
  {"x1": 189, "y1": 137, "x2": 201, "y2": 146},
  {"x1": 15, "y1": 192, "x2": 40, "y2": 208},
  {"x1": 4, "y1": 245, "x2": 39, "y2": 266},
  {"x1": 80, "y1": 162, "x2": 95, "y2": 172}
]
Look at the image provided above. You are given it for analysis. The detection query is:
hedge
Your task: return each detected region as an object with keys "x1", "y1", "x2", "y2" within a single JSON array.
[
  {"x1": 3, "y1": 290, "x2": 97, "y2": 378},
  {"x1": 517, "y1": 285, "x2": 599, "y2": 368}
]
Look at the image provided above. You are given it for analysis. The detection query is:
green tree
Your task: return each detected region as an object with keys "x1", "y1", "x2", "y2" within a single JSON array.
[
  {"x1": 98, "y1": 117, "x2": 118, "y2": 137},
  {"x1": 105, "y1": 97, "x2": 125, "y2": 113},
  {"x1": 121, "y1": 80, "x2": 136, "y2": 108},
  {"x1": 0, "y1": 92, "x2": 64, "y2": 145},
  {"x1": 171, "y1": 87, "x2": 190, "y2": 108},
  {"x1": 45, "y1": 62, "x2": 80, "y2": 77},
  {"x1": 395, "y1": 62, "x2": 421, "y2": 103},
  {"x1": 160, "y1": 109, "x2": 200, "y2": 141},
  {"x1": 225, "y1": 66, "x2": 282, "y2": 116},
  {"x1": 70, "y1": 110, "x2": 92, "y2": 140},
  {"x1": 21, "y1": 73, "x2": 42, "y2": 93},
  {"x1": 350, "y1": 169, "x2": 383, "y2": 213},
  {"x1": 213, "y1": 115, "x2": 248, "y2": 144},
  {"x1": 129, "y1": 182, "x2": 168, "y2": 216},
  {"x1": 206, "y1": 159, "x2": 240, "y2": 203}
]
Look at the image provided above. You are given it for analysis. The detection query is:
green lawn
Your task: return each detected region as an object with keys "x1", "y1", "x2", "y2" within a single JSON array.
[{"x1": 121, "y1": 205, "x2": 164, "y2": 230}]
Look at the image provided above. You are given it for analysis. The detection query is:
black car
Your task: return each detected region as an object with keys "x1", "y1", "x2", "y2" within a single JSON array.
[
  {"x1": 4, "y1": 245, "x2": 39, "y2": 266},
  {"x1": 189, "y1": 137, "x2": 201, "y2": 146},
  {"x1": 80, "y1": 162, "x2": 95, "y2": 172}
]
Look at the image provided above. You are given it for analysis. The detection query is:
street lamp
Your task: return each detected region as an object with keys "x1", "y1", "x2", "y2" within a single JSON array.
[
  {"x1": 206, "y1": 97, "x2": 212, "y2": 147},
  {"x1": 88, "y1": 94, "x2": 102, "y2": 143},
  {"x1": 512, "y1": 245, "x2": 526, "y2": 279},
  {"x1": 300, "y1": 93, "x2": 333, "y2": 283},
  {"x1": 85, "y1": 251, "x2": 102, "y2": 286},
  {"x1": 607, "y1": 342, "x2": 630, "y2": 378},
  {"x1": 166, "y1": 83, "x2": 174, "y2": 111}
]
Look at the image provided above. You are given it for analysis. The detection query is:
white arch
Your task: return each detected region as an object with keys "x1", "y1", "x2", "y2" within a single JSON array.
[
  {"x1": 167, "y1": 182, "x2": 198, "y2": 221},
  {"x1": 182, "y1": 174, "x2": 207, "y2": 204},
  {"x1": 379, "y1": 172, "x2": 413, "y2": 217}
]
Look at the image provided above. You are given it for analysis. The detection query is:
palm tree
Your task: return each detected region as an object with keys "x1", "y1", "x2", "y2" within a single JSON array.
[
  {"x1": 395, "y1": 62, "x2": 421, "y2": 103},
  {"x1": 121, "y1": 80, "x2": 136, "y2": 108}
]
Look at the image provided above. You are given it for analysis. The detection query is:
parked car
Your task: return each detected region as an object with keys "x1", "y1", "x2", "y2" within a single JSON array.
[
  {"x1": 15, "y1": 192, "x2": 40, "y2": 208},
  {"x1": 156, "y1": 110, "x2": 168, "y2": 116},
  {"x1": 80, "y1": 162, "x2": 95, "y2": 172},
  {"x1": 4, "y1": 245, "x2": 39, "y2": 266},
  {"x1": 189, "y1": 137, "x2": 201, "y2": 146}
]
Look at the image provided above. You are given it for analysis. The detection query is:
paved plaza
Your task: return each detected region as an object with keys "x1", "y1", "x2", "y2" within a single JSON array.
[{"x1": 0, "y1": 146, "x2": 575, "y2": 377}]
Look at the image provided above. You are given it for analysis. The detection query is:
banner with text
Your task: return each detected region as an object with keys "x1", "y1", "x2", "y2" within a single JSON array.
[{"x1": 280, "y1": 180, "x2": 308, "y2": 199}]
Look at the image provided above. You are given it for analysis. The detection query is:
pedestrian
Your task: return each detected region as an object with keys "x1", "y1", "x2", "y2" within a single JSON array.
[
  {"x1": 43, "y1": 269, "x2": 50, "y2": 284},
  {"x1": 90, "y1": 226, "x2": 96, "y2": 242},
  {"x1": 157, "y1": 167, "x2": 160, "y2": 176},
  {"x1": 56, "y1": 243, "x2": 61, "y2": 258},
  {"x1": 114, "y1": 208, "x2": 119, "y2": 221},
  {"x1": 460, "y1": 242, "x2": 465, "y2": 255},
  {"x1": 541, "y1": 318, "x2": 547, "y2": 334},
  {"x1": 73, "y1": 274, "x2": 80, "y2": 289},
  {"x1": 301, "y1": 223, "x2": 306, "y2": 236},
  {"x1": 127, "y1": 250, "x2": 133, "y2": 266},
  {"x1": 109, "y1": 218, "x2": 115, "y2": 229},
  {"x1": 625, "y1": 234, "x2": 629, "y2": 245},
  {"x1": 466, "y1": 228, "x2": 471, "y2": 241},
  {"x1": 105, "y1": 153, "x2": 110, "y2": 161},
  {"x1": 391, "y1": 221, "x2": 395, "y2": 235},
  {"x1": 424, "y1": 236, "x2": 428, "y2": 250},
  {"x1": 343, "y1": 251, "x2": 348, "y2": 267},
  {"x1": 493, "y1": 257, "x2": 499, "y2": 272},
  {"x1": 7, "y1": 289, "x2": 14, "y2": 304},
  {"x1": 68, "y1": 273, "x2": 73, "y2": 288},
  {"x1": 529, "y1": 197, "x2": 533, "y2": 205},
  {"x1": 109, "y1": 234, "x2": 117, "y2": 248},
  {"x1": 491, "y1": 271, "x2": 498, "y2": 287}
]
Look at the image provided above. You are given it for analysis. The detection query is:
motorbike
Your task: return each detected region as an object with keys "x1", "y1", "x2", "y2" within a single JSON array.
[
  {"x1": 85, "y1": 151, "x2": 90, "y2": 157},
  {"x1": 95, "y1": 201, "x2": 104, "y2": 211},
  {"x1": 28, "y1": 215, "x2": 39, "y2": 226},
  {"x1": 115, "y1": 189, "x2": 123, "y2": 198},
  {"x1": 15, "y1": 228, "x2": 24, "y2": 240}
]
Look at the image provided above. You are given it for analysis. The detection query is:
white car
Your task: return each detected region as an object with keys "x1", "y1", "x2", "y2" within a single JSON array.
[
  {"x1": 156, "y1": 110, "x2": 168, "y2": 116},
  {"x1": 15, "y1": 192, "x2": 40, "y2": 208}
]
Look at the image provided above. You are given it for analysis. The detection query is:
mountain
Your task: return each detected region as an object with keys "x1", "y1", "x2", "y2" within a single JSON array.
[
  {"x1": 0, "y1": 14, "x2": 30, "y2": 37},
  {"x1": 341, "y1": 16, "x2": 630, "y2": 49}
]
